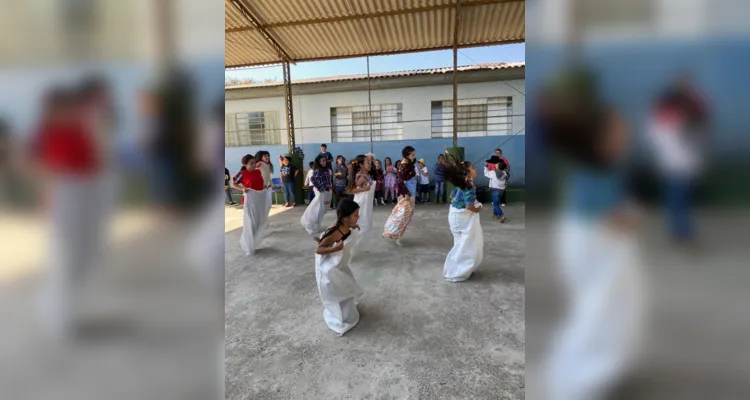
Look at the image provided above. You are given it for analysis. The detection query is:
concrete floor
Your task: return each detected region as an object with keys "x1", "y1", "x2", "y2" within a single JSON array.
[{"x1": 224, "y1": 202, "x2": 526, "y2": 400}]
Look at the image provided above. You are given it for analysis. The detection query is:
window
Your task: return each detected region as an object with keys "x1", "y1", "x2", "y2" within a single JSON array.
[
  {"x1": 331, "y1": 104, "x2": 403, "y2": 142},
  {"x1": 431, "y1": 97, "x2": 512, "y2": 138},
  {"x1": 225, "y1": 111, "x2": 281, "y2": 146}
]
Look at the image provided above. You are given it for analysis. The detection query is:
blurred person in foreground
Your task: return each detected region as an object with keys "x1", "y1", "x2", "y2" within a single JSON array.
[
  {"x1": 0, "y1": 118, "x2": 11, "y2": 205},
  {"x1": 142, "y1": 68, "x2": 209, "y2": 217},
  {"x1": 31, "y1": 87, "x2": 106, "y2": 340},
  {"x1": 541, "y1": 68, "x2": 647, "y2": 400},
  {"x1": 78, "y1": 76, "x2": 118, "y2": 218},
  {"x1": 648, "y1": 74, "x2": 709, "y2": 250}
]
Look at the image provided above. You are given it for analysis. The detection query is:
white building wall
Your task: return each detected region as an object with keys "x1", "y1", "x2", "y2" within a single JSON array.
[
  {"x1": 529, "y1": 0, "x2": 750, "y2": 44},
  {"x1": 225, "y1": 78, "x2": 525, "y2": 145}
]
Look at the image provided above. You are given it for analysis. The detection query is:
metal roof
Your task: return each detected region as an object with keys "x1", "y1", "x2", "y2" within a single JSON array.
[
  {"x1": 226, "y1": 0, "x2": 525, "y2": 68},
  {"x1": 225, "y1": 61, "x2": 524, "y2": 89}
]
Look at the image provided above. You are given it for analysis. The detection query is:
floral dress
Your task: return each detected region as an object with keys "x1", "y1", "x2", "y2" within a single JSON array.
[{"x1": 382, "y1": 160, "x2": 418, "y2": 240}]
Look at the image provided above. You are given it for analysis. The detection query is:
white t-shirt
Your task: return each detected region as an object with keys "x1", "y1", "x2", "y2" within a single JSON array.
[
  {"x1": 419, "y1": 166, "x2": 430, "y2": 185},
  {"x1": 304, "y1": 169, "x2": 314, "y2": 187}
]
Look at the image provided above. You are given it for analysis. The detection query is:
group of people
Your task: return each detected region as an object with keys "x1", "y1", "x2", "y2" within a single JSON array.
[{"x1": 230, "y1": 143, "x2": 513, "y2": 335}]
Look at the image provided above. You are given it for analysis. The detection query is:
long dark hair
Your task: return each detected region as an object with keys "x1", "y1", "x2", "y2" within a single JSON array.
[
  {"x1": 400, "y1": 146, "x2": 416, "y2": 170},
  {"x1": 241, "y1": 154, "x2": 254, "y2": 166},
  {"x1": 313, "y1": 154, "x2": 327, "y2": 170},
  {"x1": 385, "y1": 157, "x2": 393, "y2": 167},
  {"x1": 348, "y1": 154, "x2": 367, "y2": 190},
  {"x1": 319, "y1": 199, "x2": 360, "y2": 243},
  {"x1": 443, "y1": 155, "x2": 474, "y2": 190},
  {"x1": 401, "y1": 146, "x2": 415, "y2": 160},
  {"x1": 254, "y1": 150, "x2": 273, "y2": 172}
]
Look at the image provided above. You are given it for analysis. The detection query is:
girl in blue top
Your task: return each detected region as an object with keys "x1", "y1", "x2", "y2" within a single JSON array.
[{"x1": 443, "y1": 158, "x2": 484, "y2": 282}]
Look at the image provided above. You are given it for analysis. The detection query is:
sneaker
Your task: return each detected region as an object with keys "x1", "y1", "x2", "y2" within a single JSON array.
[
  {"x1": 501, "y1": 203, "x2": 506, "y2": 207},
  {"x1": 492, "y1": 215, "x2": 498, "y2": 219},
  {"x1": 499, "y1": 216, "x2": 506, "y2": 223},
  {"x1": 284, "y1": 203, "x2": 290, "y2": 207}
]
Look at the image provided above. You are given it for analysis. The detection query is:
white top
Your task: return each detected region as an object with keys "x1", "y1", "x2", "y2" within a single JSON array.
[
  {"x1": 304, "y1": 169, "x2": 314, "y2": 187},
  {"x1": 419, "y1": 166, "x2": 430, "y2": 185},
  {"x1": 258, "y1": 162, "x2": 273, "y2": 188},
  {"x1": 648, "y1": 112, "x2": 703, "y2": 178},
  {"x1": 485, "y1": 167, "x2": 508, "y2": 190}
]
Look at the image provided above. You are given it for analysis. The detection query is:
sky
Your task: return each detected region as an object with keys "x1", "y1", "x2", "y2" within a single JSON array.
[{"x1": 225, "y1": 43, "x2": 524, "y2": 83}]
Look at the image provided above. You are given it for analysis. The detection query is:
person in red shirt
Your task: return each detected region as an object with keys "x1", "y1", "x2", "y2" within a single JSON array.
[
  {"x1": 33, "y1": 86, "x2": 104, "y2": 339},
  {"x1": 34, "y1": 88, "x2": 100, "y2": 177},
  {"x1": 232, "y1": 154, "x2": 264, "y2": 192},
  {"x1": 233, "y1": 154, "x2": 271, "y2": 255}
]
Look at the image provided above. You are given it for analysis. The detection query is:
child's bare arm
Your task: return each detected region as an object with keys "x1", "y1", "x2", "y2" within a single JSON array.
[{"x1": 315, "y1": 231, "x2": 344, "y2": 254}]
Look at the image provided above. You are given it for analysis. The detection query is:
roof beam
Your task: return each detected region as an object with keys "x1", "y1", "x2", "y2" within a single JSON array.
[
  {"x1": 225, "y1": 39, "x2": 525, "y2": 69},
  {"x1": 228, "y1": 0, "x2": 294, "y2": 63},
  {"x1": 226, "y1": 0, "x2": 519, "y2": 33}
]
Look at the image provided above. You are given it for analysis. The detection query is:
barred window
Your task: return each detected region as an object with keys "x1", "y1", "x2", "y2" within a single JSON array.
[
  {"x1": 225, "y1": 111, "x2": 281, "y2": 146},
  {"x1": 331, "y1": 104, "x2": 403, "y2": 143},
  {"x1": 431, "y1": 97, "x2": 512, "y2": 138}
]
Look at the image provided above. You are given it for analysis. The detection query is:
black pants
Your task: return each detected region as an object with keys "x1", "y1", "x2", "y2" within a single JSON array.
[{"x1": 500, "y1": 190, "x2": 507, "y2": 204}]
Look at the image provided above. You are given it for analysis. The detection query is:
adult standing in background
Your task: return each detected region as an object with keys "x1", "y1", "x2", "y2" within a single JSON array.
[
  {"x1": 648, "y1": 75, "x2": 708, "y2": 249},
  {"x1": 318, "y1": 144, "x2": 334, "y2": 170},
  {"x1": 319, "y1": 144, "x2": 334, "y2": 208},
  {"x1": 495, "y1": 148, "x2": 510, "y2": 206}
]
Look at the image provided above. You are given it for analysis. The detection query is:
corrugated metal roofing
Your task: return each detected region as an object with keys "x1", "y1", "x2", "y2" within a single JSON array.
[
  {"x1": 225, "y1": 0, "x2": 525, "y2": 68},
  {"x1": 225, "y1": 61, "x2": 524, "y2": 89}
]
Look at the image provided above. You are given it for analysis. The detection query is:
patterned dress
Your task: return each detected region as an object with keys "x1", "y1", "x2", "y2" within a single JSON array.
[{"x1": 382, "y1": 160, "x2": 418, "y2": 240}]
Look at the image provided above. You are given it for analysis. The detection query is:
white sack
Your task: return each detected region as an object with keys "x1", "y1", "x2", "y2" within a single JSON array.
[
  {"x1": 240, "y1": 188, "x2": 270, "y2": 256},
  {"x1": 301, "y1": 188, "x2": 332, "y2": 235},
  {"x1": 545, "y1": 216, "x2": 646, "y2": 400},
  {"x1": 352, "y1": 182, "x2": 376, "y2": 233},
  {"x1": 443, "y1": 204, "x2": 484, "y2": 282},
  {"x1": 315, "y1": 231, "x2": 364, "y2": 335},
  {"x1": 39, "y1": 177, "x2": 102, "y2": 339}
]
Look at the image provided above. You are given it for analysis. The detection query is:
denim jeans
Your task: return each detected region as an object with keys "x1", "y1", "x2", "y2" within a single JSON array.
[
  {"x1": 491, "y1": 189, "x2": 504, "y2": 217},
  {"x1": 434, "y1": 180, "x2": 445, "y2": 201},
  {"x1": 664, "y1": 176, "x2": 694, "y2": 240},
  {"x1": 225, "y1": 186, "x2": 234, "y2": 203},
  {"x1": 283, "y1": 181, "x2": 295, "y2": 204}
]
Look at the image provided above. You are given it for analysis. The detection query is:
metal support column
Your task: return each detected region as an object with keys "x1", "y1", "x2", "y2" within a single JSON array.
[
  {"x1": 283, "y1": 61, "x2": 295, "y2": 153},
  {"x1": 367, "y1": 56, "x2": 373, "y2": 153},
  {"x1": 451, "y1": 0, "x2": 462, "y2": 148}
]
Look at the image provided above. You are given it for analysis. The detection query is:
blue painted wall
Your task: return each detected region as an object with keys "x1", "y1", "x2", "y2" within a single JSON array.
[
  {"x1": 526, "y1": 37, "x2": 750, "y2": 160},
  {"x1": 225, "y1": 135, "x2": 525, "y2": 187}
]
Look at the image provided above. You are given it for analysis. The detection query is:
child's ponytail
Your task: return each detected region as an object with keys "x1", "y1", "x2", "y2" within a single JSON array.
[
  {"x1": 347, "y1": 154, "x2": 366, "y2": 190},
  {"x1": 443, "y1": 154, "x2": 474, "y2": 190}
]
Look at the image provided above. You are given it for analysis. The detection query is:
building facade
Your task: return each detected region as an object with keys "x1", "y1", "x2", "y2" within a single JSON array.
[
  {"x1": 527, "y1": 0, "x2": 750, "y2": 161},
  {"x1": 225, "y1": 63, "x2": 526, "y2": 187}
]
